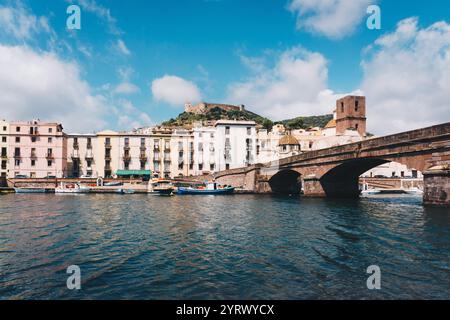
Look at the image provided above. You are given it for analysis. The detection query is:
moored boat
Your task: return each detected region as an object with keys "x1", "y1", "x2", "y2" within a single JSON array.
[
  {"x1": 14, "y1": 187, "x2": 50, "y2": 194},
  {"x1": 177, "y1": 182, "x2": 234, "y2": 195},
  {"x1": 55, "y1": 182, "x2": 90, "y2": 194},
  {"x1": 150, "y1": 179, "x2": 175, "y2": 196}
]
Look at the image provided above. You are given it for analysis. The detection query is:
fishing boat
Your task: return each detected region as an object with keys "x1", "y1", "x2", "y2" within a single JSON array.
[
  {"x1": 55, "y1": 182, "x2": 90, "y2": 194},
  {"x1": 149, "y1": 179, "x2": 175, "y2": 196},
  {"x1": 14, "y1": 187, "x2": 50, "y2": 194},
  {"x1": 177, "y1": 182, "x2": 235, "y2": 195}
]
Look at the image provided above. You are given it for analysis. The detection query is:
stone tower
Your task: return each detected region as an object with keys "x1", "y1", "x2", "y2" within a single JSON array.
[{"x1": 336, "y1": 95, "x2": 366, "y2": 136}]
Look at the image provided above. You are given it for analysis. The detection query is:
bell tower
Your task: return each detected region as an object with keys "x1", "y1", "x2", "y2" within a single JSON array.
[{"x1": 336, "y1": 96, "x2": 366, "y2": 136}]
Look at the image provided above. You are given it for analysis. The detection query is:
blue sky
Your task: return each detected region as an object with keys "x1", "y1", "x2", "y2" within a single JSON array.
[{"x1": 0, "y1": 0, "x2": 449, "y2": 134}]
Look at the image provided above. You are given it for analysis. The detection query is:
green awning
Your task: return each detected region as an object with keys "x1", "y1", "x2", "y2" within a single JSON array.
[{"x1": 116, "y1": 170, "x2": 152, "y2": 176}]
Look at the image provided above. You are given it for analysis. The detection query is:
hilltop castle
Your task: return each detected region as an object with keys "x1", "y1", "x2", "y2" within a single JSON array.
[{"x1": 184, "y1": 102, "x2": 245, "y2": 115}]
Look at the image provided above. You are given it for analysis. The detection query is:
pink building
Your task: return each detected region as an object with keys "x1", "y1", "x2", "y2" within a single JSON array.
[{"x1": 8, "y1": 120, "x2": 67, "y2": 178}]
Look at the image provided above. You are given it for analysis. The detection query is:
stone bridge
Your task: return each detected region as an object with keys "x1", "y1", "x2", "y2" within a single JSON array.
[{"x1": 211, "y1": 122, "x2": 450, "y2": 205}]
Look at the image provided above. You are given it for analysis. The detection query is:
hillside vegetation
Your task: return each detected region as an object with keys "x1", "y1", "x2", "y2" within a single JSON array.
[{"x1": 161, "y1": 106, "x2": 333, "y2": 130}]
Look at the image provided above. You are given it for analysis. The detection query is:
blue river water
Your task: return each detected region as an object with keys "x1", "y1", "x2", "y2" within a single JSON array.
[{"x1": 0, "y1": 193, "x2": 449, "y2": 300}]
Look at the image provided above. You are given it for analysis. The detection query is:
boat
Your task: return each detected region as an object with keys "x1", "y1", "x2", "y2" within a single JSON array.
[
  {"x1": 404, "y1": 187, "x2": 424, "y2": 195},
  {"x1": 360, "y1": 189, "x2": 382, "y2": 196},
  {"x1": 149, "y1": 179, "x2": 175, "y2": 196},
  {"x1": 104, "y1": 181, "x2": 123, "y2": 187},
  {"x1": 177, "y1": 182, "x2": 235, "y2": 195},
  {"x1": 117, "y1": 188, "x2": 136, "y2": 194},
  {"x1": 14, "y1": 187, "x2": 50, "y2": 194},
  {"x1": 55, "y1": 182, "x2": 90, "y2": 194}
]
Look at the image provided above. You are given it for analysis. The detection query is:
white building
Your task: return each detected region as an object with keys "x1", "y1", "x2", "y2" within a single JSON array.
[
  {"x1": 214, "y1": 120, "x2": 257, "y2": 171},
  {"x1": 1, "y1": 119, "x2": 9, "y2": 178}
]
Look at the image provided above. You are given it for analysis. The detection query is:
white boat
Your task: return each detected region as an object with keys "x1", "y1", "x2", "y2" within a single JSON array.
[
  {"x1": 148, "y1": 179, "x2": 175, "y2": 196},
  {"x1": 360, "y1": 189, "x2": 382, "y2": 196},
  {"x1": 55, "y1": 182, "x2": 90, "y2": 194},
  {"x1": 404, "y1": 187, "x2": 424, "y2": 195}
]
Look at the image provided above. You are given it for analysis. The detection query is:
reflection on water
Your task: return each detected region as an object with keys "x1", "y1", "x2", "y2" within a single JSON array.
[{"x1": 0, "y1": 194, "x2": 448, "y2": 299}]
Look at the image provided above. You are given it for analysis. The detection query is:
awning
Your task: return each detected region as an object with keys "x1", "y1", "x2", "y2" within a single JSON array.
[{"x1": 116, "y1": 170, "x2": 152, "y2": 176}]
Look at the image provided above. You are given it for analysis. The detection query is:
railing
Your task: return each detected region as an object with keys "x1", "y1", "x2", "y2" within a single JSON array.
[
  {"x1": 14, "y1": 153, "x2": 21, "y2": 159},
  {"x1": 105, "y1": 155, "x2": 111, "y2": 160},
  {"x1": 73, "y1": 143, "x2": 79, "y2": 150},
  {"x1": 85, "y1": 152, "x2": 94, "y2": 160},
  {"x1": 105, "y1": 142, "x2": 112, "y2": 148},
  {"x1": 87, "y1": 143, "x2": 93, "y2": 149},
  {"x1": 124, "y1": 144, "x2": 130, "y2": 150},
  {"x1": 46, "y1": 153, "x2": 54, "y2": 159},
  {"x1": 123, "y1": 154, "x2": 131, "y2": 161},
  {"x1": 1, "y1": 153, "x2": 7, "y2": 159},
  {"x1": 140, "y1": 154, "x2": 148, "y2": 161}
]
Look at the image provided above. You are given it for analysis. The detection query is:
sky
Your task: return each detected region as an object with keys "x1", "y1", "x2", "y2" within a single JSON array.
[{"x1": 0, "y1": 0, "x2": 449, "y2": 135}]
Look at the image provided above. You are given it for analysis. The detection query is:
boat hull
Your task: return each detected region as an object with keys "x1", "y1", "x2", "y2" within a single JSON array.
[
  {"x1": 14, "y1": 188, "x2": 50, "y2": 194},
  {"x1": 177, "y1": 187, "x2": 235, "y2": 195}
]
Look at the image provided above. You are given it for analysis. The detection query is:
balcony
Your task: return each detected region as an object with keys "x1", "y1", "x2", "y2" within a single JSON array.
[
  {"x1": 46, "y1": 153, "x2": 54, "y2": 159},
  {"x1": 85, "y1": 152, "x2": 94, "y2": 160},
  {"x1": 105, "y1": 154, "x2": 111, "y2": 161},
  {"x1": 140, "y1": 153, "x2": 148, "y2": 161},
  {"x1": 71, "y1": 152, "x2": 80, "y2": 159},
  {"x1": 14, "y1": 153, "x2": 21, "y2": 159},
  {"x1": 1, "y1": 153, "x2": 8, "y2": 159},
  {"x1": 122, "y1": 154, "x2": 131, "y2": 161},
  {"x1": 123, "y1": 144, "x2": 130, "y2": 150},
  {"x1": 140, "y1": 145, "x2": 146, "y2": 151},
  {"x1": 164, "y1": 154, "x2": 171, "y2": 162},
  {"x1": 153, "y1": 146, "x2": 160, "y2": 152},
  {"x1": 73, "y1": 143, "x2": 79, "y2": 150},
  {"x1": 87, "y1": 143, "x2": 93, "y2": 150},
  {"x1": 104, "y1": 142, "x2": 112, "y2": 149}
]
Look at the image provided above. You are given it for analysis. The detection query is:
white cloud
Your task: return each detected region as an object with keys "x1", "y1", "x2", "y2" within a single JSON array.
[
  {"x1": 116, "y1": 39, "x2": 131, "y2": 56},
  {"x1": 0, "y1": 2, "x2": 53, "y2": 39},
  {"x1": 76, "y1": 0, "x2": 122, "y2": 35},
  {"x1": 151, "y1": 75, "x2": 202, "y2": 106},
  {"x1": 0, "y1": 45, "x2": 108, "y2": 132},
  {"x1": 287, "y1": 0, "x2": 373, "y2": 39},
  {"x1": 228, "y1": 47, "x2": 356, "y2": 120},
  {"x1": 361, "y1": 17, "x2": 450, "y2": 134},
  {"x1": 114, "y1": 66, "x2": 139, "y2": 94},
  {"x1": 113, "y1": 99, "x2": 152, "y2": 129}
]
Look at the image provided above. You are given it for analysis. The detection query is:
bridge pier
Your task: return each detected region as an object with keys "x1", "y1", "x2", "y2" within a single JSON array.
[
  {"x1": 423, "y1": 168, "x2": 450, "y2": 205},
  {"x1": 302, "y1": 175, "x2": 326, "y2": 197}
]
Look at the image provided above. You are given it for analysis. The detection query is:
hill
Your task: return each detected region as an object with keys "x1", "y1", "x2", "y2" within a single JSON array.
[{"x1": 161, "y1": 106, "x2": 333, "y2": 130}]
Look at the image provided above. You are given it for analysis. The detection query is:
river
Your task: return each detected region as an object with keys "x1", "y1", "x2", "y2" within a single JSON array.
[{"x1": 0, "y1": 194, "x2": 448, "y2": 299}]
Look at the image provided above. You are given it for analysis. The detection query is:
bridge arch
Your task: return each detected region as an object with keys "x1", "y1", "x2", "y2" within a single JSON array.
[
  {"x1": 269, "y1": 169, "x2": 302, "y2": 194},
  {"x1": 319, "y1": 158, "x2": 424, "y2": 197}
]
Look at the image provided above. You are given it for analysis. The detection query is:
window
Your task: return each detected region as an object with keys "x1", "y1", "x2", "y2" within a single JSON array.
[
  {"x1": 15, "y1": 137, "x2": 20, "y2": 143},
  {"x1": 87, "y1": 160, "x2": 92, "y2": 167},
  {"x1": 247, "y1": 127, "x2": 251, "y2": 135},
  {"x1": 210, "y1": 133, "x2": 214, "y2": 138},
  {"x1": 189, "y1": 163, "x2": 193, "y2": 170},
  {"x1": 124, "y1": 162, "x2": 129, "y2": 170},
  {"x1": 15, "y1": 160, "x2": 20, "y2": 166},
  {"x1": 198, "y1": 142, "x2": 203, "y2": 152},
  {"x1": 49, "y1": 128, "x2": 53, "y2": 133},
  {"x1": 355, "y1": 124, "x2": 359, "y2": 130},
  {"x1": 1, "y1": 136, "x2": 6, "y2": 143},
  {"x1": 14, "y1": 147, "x2": 20, "y2": 156},
  {"x1": 47, "y1": 148, "x2": 53, "y2": 156},
  {"x1": 178, "y1": 141, "x2": 183, "y2": 150},
  {"x1": 199, "y1": 133, "x2": 202, "y2": 138},
  {"x1": 16, "y1": 126, "x2": 20, "y2": 132},
  {"x1": 198, "y1": 164, "x2": 203, "y2": 171},
  {"x1": 48, "y1": 137, "x2": 52, "y2": 143},
  {"x1": 178, "y1": 163, "x2": 183, "y2": 170},
  {"x1": 2, "y1": 126, "x2": 6, "y2": 131},
  {"x1": 210, "y1": 164, "x2": 215, "y2": 171},
  {"x1": 140, "y1": 162, "x2": 146, "y2": 170},
  {"x1": 1, "y1": 147, "x2": 6, "y2": 156},
  {"x1": 31, "y1": 136, "x2": 36, "y2": 143},
  {"x1": 355, "y1": 100, "x2": 359, "y2": 111},
  {"x1": 225, "y1": 126, "x2": 230, "y2": 135},
  {"x1": 226, "y1": 164, "x2": 230, "y2": 170},
  {"x1": 31, "y1": 159, "x2": 36, "y2": 166},
  {"x1": 341, "y1": 102, "x2": 344, "y2": 112},
  {"x1": 48, "y1": 160, "x2": 52, "y2": 167},
  {"x1": 1, "y1": 160, "x2": 6, "y2": 170}
]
